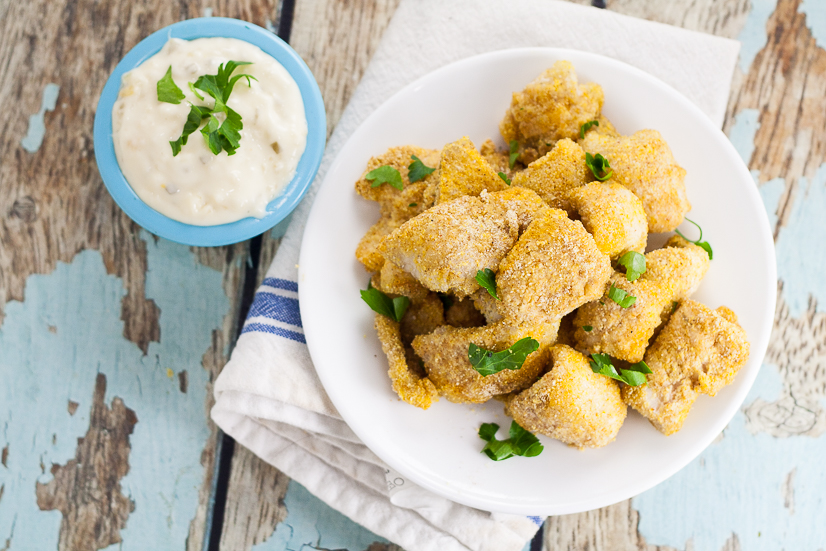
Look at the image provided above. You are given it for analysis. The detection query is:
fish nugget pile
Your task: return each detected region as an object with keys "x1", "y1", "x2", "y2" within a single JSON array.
[{"x1": 355, "y1": 61, "x2": 750, "y2": 450}]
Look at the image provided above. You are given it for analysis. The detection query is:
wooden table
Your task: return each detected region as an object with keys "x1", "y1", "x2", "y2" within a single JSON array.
[{"x1": 1, "y1": 0, "x2": 824, "y2": 549}]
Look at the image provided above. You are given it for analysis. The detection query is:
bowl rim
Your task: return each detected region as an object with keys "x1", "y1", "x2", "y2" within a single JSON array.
[{"x1": 93, "y1": 17, "x2": 326, "y2": 247}]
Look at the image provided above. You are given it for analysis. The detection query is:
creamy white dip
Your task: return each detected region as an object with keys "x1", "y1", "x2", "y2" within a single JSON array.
[{"x1": 112, "y1": 37, "x2": 307, "y2": 226}]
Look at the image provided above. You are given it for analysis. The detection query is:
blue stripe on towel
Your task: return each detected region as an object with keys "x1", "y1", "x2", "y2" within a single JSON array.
[
  {"x1": 248, "y1": 291, "x2": 303, "y2": 327},
  {"x1": 262, "y1": 277, "x2": 299, "y2": 292},
  {"x1": 242, "y1": 322, "x2": 306, "y2": 344}
]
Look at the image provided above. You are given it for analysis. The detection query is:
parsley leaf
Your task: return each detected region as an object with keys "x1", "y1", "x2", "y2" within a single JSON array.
[
  {"x1": 583, "y1": 325, "x2": 593, "y2": 332},
  {"x1": 585, "y1": 152, "x2": 613, "y2": 181},
  {"x1": 408, "y1": 202, "x2": 417, "y2": 207},
  {"x1": 366, "y1": 165, "x2": 403, "y2": 190},
  {"x1": 618, "y1": 251, "x2": 646, "y2": 282},
  {"x1": 675, "y1": 218, "x2": 714, "y2": 260},
  {"x1": 408, "y1": 155, "x2": 436, "y2": 183},
  {"x1": 468, "y1": 337, "x2": 539, "y2": 377},
  {"x1": 475, "y1": 268, "x2": 499, "y2": 300},
  {"x1": 170, "y1": 104, "x2": 213, "y2": 156},
  {"x1": 579, "y1": 120, "x2": 599, "y2": 139},
  {"x1": 478, "y1": 421, "x2": 544, "y2": 461},
  {"x1": 589, "y1": 354, "x2": 650, "y2": 387},
  {"x1": 157, "y1": 66, "x2": 185, "y2": 104},
  {"x1": 188, "y1": 82, "x2": 204, "y2": 101},
  {"x1": 607, "y1": 284, "x2": 637, "y2": 308},
  {"x1": 509, "y1": 140, "x2": 519, "y2": 169},
  {"x1": 360, "y1": 282, "x2": 410, "y2": 322},
  {"x1": 498, "y1": 172, "x2": 512, "y2": 185}
]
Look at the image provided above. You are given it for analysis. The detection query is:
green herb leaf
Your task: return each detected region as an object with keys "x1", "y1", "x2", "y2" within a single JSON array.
[
  {"x1": 579, "y1": 120, "x2": 599, "y2": 139},
  {"x1": 366, "y1": 165, "x2": 403, "y2": 190},
  {"x1": 475, "y1": 268, "x2": 499, "y2": 300},
  {"x1": 478, "y1": 421, "x2": 544, "y2": 461},
  {"x1": 585, "y1": 152, "x2": 613, "y2": 181},
  {"x1": 509, "y1": 140, "x2": 519, "y2": 169},
  {"x1": 170, "y1": 104, "x2": 213, "y2": 156},
  {"x1": 618, "y1": 251, "x2": 646, "y2": 282},
  {"x1": 188, "y1": 82, "x2": 204, "y2": 101},
  {"x1": 583, "y1": 325, "x2": 593, "y2": 332},
  {"x1": 408, "y1": 154, "x2": 436, "y2": 183},
  {"x1": 675, "y1": 218, "x2": 714, "y2": 260},
  {"x1": 157, "y1": 66, "x2": 185, "y2": 104},
  {"x1": 497, "y1": 172, "x2": 512, "y2": 185},
  {"x1": 607, "y1": 284, "x2": 637, "y2": 308},
  {"x1": 589, "y1": 353, "x2": 649, "y2": 386},
  {"x1": 468, "y1": 337, "x2": 539, "y2": 377},
  {"x1": 625, "y1": 360, "x2": 653, "y2": 374},
  {"x1": 360, "y1": 283, "x2": 410, "y2": 322},
  {"x1": 408, "y1": 202, "x2": 417, "y2": 207}
]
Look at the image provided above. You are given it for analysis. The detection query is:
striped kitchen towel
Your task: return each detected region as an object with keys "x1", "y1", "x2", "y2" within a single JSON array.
[{"x1": 211, "y1": 1, "x2": 740, "y2": 550}]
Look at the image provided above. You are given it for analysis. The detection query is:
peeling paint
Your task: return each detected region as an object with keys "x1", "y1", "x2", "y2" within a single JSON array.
[
  {"x1": 781, "y1": 468, "x2": 796, "y2": 514},
  {"x1": 737, "y1": 0, "x2": 776, "y2": 72},
  {"x1": 20, "y1": 84, "x2": 59, "y2": 153},
  {"x1": 202, "y1": 7, "x2": 213, "y2": 17},
  {"x1": 799, "y1": 0, "x2": 826, "y2": 49}
]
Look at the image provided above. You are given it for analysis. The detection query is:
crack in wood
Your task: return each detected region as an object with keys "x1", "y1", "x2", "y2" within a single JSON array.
[
  {"x1": 35, "y1": 373, "x2": 137, "y2": 551},
  {"x1": 68, "y1": 400, "x2": 79, "y2": 416},
  {"x1": 1, "y1": 445, "x2": 7, "y2": 468}
]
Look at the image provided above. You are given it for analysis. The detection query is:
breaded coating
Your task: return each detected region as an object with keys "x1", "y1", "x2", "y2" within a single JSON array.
[
  {"x1": 580, "y1": 129, "x2": 689, "y2": 233},
  {"x1": 471, "y1": 287, "x2": 504, "y2": 324},
  {"x1": 355, "y1": 145, "x2": 441, "y2": 271},
  {"x1": 412, "y1": 319, "x2": 559, "y2": 403},
  {"x1": 574, "y1": 240, "x2": 711, "y2": 363},
  {"x1": 500, "y1": 61, "x2": 604, "y2": 164},
  {"x1": 479, "y1": 138, "x2": 513, "y2": 176},
  {"x1": 512, "y1": 139, "x2": 592, "y2": 212},
  {"x1": 622, "y1": 300, "x2": 750, "y2": 435},
  {"x1": 497, "y1": 209, "x2": 612, "y2": 325},
  {"x1": 375, "y1": 314, "x2": 438, "y2": 410},
  {"x1": 380, "y1": 188, "x2": 548, "y2": 298},
  {"x1": 567, "y1": 182, "x2": 647, "y2": 258},
  {"x1": 505, "y1": 345, "x2": 626, "y2": 449},
  {"x1": 436, "y1": 137, "x2": 509, "y2": 204},
  {"x1": 577, "y1": 114, "x2": 619, "y2": 141},
  {"x1": 444, "y1": 296, "x2": 487, "y2": 328},
  {"x1": 376, "y1": 261, "x2": 430, "y2": 302},
  {"x1": 399, "y1": 292, "x2": 445, "y2": 346}
]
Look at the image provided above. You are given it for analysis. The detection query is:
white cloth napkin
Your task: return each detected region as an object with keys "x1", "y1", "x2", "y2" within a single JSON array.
[{"x1": 212, "y1": 2, "x2": 740, "y2": 550}]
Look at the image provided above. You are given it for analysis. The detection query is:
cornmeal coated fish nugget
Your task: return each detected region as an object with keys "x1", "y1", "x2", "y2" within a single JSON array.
[
  {"x1": 373, "y1": 260, "x2": 429, "y2": 302},
  {"x1": 573, "y1": 238, "x2": 710, "y2": 363},
  {"x1": 505, "y1": 345, "x2": 626, "y2": 449},
  {"x1": 355, "y1": 146, "x2": 441, "y2": 271},
  {"x1": 375, "y1": 314, "x2": 438, "y2": 410},
  {"x1": 497, "y1": 209, "x2": 612, "y2": 325},
  {"x1": 622, "y1": 300, "x2": 750, "y2": 435},
  {"x1": 381, "y1": 187, "x2": 548, "y2": 298},
  {"x1": 471, "y1": 287, "x2": 504, "y2": 324},
  {"x1": 412, "y1": 319, "x2": 559, "y2": 404},
  {"x1": 512, "y1": 139, "x2": 592, "y2": 212},
  {"x1": 444, "y1": 297, "x2": 487, "y2": 328},
  {"x1": 500, "y1": 61, "x2": 604, "y2": 165},
  {"x1": 480, "y1": 139, "x2": 513, "y2": 176},
  {"x1": 567, "y1": 182, "x2": 647, "y2": 259},
  {"x1": 435, "y1": 137, "x2": 509, "y2": 204},
  {"x1": 580, "y1": 129, "x2": 689, "y2": 233}
]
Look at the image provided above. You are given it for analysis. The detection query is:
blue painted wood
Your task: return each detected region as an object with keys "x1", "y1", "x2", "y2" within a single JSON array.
[{"x1": 0, "y1": 234, "x2": 229, "y2": 548}]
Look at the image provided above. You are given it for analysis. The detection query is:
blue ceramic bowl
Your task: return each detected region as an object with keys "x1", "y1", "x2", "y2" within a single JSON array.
[{"x1": 94, "y1": 18, "x2": 326, "y2": 246}]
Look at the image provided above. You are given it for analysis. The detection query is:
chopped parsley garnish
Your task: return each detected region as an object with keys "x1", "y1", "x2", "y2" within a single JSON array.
[
  {"x1": 585, "y1": 152, "x2": 613, "y2": 181},
  {"x1": 509, "y1": 140, "x2": 519, "y2": 168},
  {"x1": 579, "y1": 120, "x2": 599, "y2": 139},
  {"x1": 607, "y1": 284, "x2": 637, "y2": 308},
  {"x1": 366, "y1": 165, "x2": 404, "y2": 190},
  {"x1": 468, "y1": 337, "x2": 539, "y2": 377},
  {"x1": 675, "y1": 218, "x2": 713, "y2": 259},
  {"x1": 497, "y1": 172, "x2": 512, "y2": 185},
  {"x1": 618, "y1": 251, "x2": 646, "y2": 282},
  {"x1": 408, "y1": 202, "x2": 418, "y2": 207},
  {"x1": 478, "y1": 421, "x2": 544, "y2": 461},
  {"x1": 160, "y1": 60, "x2": 257, "y2": 157},
  {"x1": 583, "y1": 325, "x2": 593, "y2": 332},
  {"x1": 360, "y1": 282, "x2": 409, "y2": 322},
  {"x1": 475, "y1": 268, "x2": 499, "y2": 300},
  {"x1": 157, "y1": 66, "x2": 185, "y2": 104},
  {"x1": 589, "y1": 353, "x2": 652, "y2": 387},
  {"x1": 408, "y1": 155, "x2": 436, "y2": 182}
]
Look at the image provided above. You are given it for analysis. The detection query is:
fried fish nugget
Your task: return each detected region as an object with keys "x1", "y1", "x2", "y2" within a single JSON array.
[
  {"x1": 511, "y1": 139, "x2": 592, "y2": 212},
  {"x1": 505, "y1": 345, "x2": 626, "y2": 449},
  {"x1": 573, "y1": 240, "x2": 710, "y2": 362},
  {"x1": 356, "y1": 217, "x2": 401, "y2": 272},
  {"x1": 497, "y1": 209, "x2": 612, "y2": 325},
  {"x1": 375, "y1": 314, "x2": 438, "y2": 410},
  {"x1": 375, "y1": 260, "x2": 429, "y2": 302},
  {"x1": 444, "y1": 296, "x2": 487, "y2": 328},
  {"x1": 412, "y1": 319, "x2": 559, "y2": 404},
  {"x1": 580, "y1": 129, "x2": 689, "y2": 233},
  {"x1": 622, "y1": 300, "x2": 750, "y2": 435},
  {"x1": 436, "y1": 137, "x2": 509, "y2": 204},
  {"x1": 500, "y1": 61, "x2": 604, "y2": 164},
  {"x1": 381, "y1": 188, "x2": 547, "y2": 298},
  {"x1": 480, "y1": 138, "x2": 512, "y2": 176},
  {"x1": 567, "y1": 182, "x2": 647, "y2": 258}
]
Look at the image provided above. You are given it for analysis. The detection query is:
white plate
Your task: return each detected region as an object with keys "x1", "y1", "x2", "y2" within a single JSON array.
[{"x1": 298, "y1": 48, "x2": 776, "y2": 515}]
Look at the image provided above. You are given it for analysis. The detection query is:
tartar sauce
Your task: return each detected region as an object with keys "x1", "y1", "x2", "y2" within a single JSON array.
[{"x1": 112, "y1": 37, "x2": 307, "y2": 226}]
